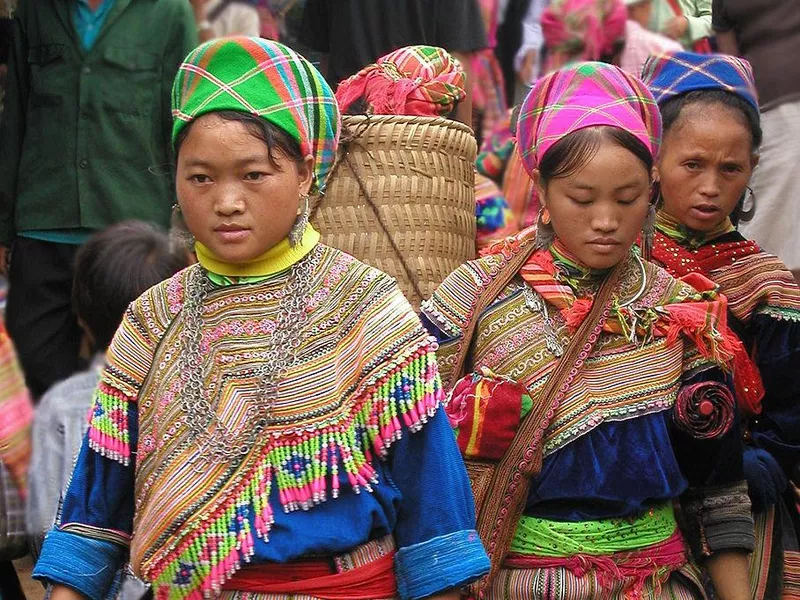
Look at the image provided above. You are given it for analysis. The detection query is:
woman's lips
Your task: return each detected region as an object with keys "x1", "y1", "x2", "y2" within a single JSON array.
[
  {"x1": 214, "y1": 225, "x2": 250, "y2": 243},
  {"x1": 587, "y1": 238, "x2": 621, "y2": 253},
  {"x1": 689, "y1": 204, "x2": 723, "y2": 222}
]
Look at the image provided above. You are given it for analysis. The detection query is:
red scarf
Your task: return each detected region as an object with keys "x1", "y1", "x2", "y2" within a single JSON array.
[{"x1": 652, "y1": 231, "x2": 762, "y2": 278}]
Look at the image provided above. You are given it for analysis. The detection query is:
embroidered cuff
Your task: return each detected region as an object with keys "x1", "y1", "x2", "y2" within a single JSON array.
[
  {"x1": 395, "y1": 529, "x2": 490, "y2": 600},
  {"x1": 681, "y1": 481, "x2": 755, "y2": 560},
  {"x1": 33, "y1": 528, "x2": 125, "y2": 600}
]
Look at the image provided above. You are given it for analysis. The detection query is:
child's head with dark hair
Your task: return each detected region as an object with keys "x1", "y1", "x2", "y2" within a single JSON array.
[{"x1": 73, "y1": 221, "x2": 189, "y2": 351}]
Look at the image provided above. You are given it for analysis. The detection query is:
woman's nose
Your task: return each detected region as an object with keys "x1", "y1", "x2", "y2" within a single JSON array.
[{"x1": 214, "y1": 183, "x2": 246, "y2": 215}]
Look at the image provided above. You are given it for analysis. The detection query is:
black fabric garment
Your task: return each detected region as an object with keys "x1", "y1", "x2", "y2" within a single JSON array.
[
  {"x1": 495, "y1": 0, "x2": 531, "y2": 104},
  {"x1": 0, "y1": 561, "x2": 24, "y2": 600},
  {"x1": 0, "y1": 18, "x2": 12, "y2": 65},
  {"x1": 5, "y1": 238, "x2": 84, "y2": 400},
  {"x1": 301, "y1": 0, "x2": 488, "y2": 86}
]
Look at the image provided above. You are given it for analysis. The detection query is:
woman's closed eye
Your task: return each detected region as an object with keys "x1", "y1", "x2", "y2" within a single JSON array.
[{"x1": 568, "y1": 196, "x2": 593, "y2": 205}]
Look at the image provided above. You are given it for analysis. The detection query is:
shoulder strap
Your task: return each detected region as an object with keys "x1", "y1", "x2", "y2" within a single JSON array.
[
  {"x1": 446, "y1": 242, "x2": 539, "y2": 391},
  {"x1": 468, "y1": 257, "x2": 627, "y2": 597}
]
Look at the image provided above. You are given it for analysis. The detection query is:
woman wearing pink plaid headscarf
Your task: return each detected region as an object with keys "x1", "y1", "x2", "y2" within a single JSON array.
[{"x1": 423, "y1": 61, "x2": 753, "y2": 599}]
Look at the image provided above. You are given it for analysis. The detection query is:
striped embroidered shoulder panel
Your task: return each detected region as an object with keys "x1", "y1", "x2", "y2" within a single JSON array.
[
  {"x1": 427, "y1": 252, "x2": 719, "y2": 457},
  {"x1": 708, "y1": 251, "x2": 800, "y2": 324},
  {"x1": 87, "y1": 266, "x2": 184, "y2": 466}
]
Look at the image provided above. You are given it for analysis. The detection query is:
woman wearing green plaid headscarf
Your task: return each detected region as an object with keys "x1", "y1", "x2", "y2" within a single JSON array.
[{"x1": 34, "y1": 37, "x2": 489, "y2": 600}]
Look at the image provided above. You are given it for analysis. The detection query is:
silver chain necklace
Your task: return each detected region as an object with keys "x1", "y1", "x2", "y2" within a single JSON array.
[{"x1": 179, "y1": 247, "x2": 321, "y2": 469}]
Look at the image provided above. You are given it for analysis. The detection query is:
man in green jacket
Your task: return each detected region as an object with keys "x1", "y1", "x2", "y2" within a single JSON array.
[{"x1": 0, "y1": 0, "x2": 197, "y2": 398}]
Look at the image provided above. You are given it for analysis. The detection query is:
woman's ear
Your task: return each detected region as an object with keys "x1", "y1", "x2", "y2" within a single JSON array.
[
  {"x1": 750, "y1": 153, "x2": 760, "y2": 172},
  {"x1": 651, "y1": 165, "x2": 660, "y2": 183},
  {"x1": 298, "y1": 155, "x2": 315, "y2": 196},
  {"x1": 532, "y1": 168, "x2": 545, "y2": 203}
]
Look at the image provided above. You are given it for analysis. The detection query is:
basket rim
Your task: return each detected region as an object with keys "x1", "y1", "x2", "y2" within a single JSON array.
[{"x1": 340, "y1": 113, "x2": 476, "y2": 137}]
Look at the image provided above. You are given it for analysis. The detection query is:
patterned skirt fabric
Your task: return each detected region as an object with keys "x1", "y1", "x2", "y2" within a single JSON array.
[
  {"x1": 485, "y1": 563, "x2": 706, "y2": 600},
  {"x1": 748, "y1": 502, "x2": 800, "y2": 600},
  {"x1": 220, "y1": 594, "x2": 394, "y2": 600}
]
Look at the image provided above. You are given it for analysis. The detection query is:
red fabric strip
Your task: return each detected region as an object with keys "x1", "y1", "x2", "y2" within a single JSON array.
[{"x1": 221, "y1": 552, "x2": 397, "y2": 600}]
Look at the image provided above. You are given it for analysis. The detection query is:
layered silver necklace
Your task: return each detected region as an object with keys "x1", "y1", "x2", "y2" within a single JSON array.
[{"x1": 179, "y1": 247, "x2": 321, "y2": 469}]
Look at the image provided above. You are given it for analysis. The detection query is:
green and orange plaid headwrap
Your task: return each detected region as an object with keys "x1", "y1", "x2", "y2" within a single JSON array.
[
  {"x1": 335, "y1": 45, "x2": 466, "y2": 117},
  {"x1": 171, "y1": 37, "x2": 340, "y2": 193}
]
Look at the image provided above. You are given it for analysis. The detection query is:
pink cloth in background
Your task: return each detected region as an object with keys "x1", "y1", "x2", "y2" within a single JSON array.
[
  {"x1": 620, "y1": 20, "x2": 683, "y2": 77},
  {"x1": 542, "y1": 0, "x2": 627, "y2": 63}
]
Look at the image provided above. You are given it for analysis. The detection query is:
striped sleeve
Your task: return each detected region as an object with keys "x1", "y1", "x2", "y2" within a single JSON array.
[
  {"x1": 421, "y1": 256, "x2": 504, "y2": 390},
  {"x1": 87, "y1": 288, "x2": 165, "y2": 466}
]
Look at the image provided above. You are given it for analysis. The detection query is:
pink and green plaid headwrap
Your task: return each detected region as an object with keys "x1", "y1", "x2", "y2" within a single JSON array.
[
  {"x1": 515, "y1": 62, "x2": 662, "y2": 177},
  {"x1": 335, "y1": 45, "x2": 466, "y2": 117},
  {"x1": 172, "y1": 37, "x2": 340, "y2": 193},
  {"x1": 640, "y1": 51, "x2": 759, "y2": 111}
]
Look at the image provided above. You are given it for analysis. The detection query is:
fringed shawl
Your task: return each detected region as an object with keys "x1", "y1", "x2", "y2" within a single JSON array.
[
  {"x1": 423, "y1": 230, "x2": 737, "y2": 458},
  {"x1": 87, "y1": 245, "x2": 442, "y2": 599}
]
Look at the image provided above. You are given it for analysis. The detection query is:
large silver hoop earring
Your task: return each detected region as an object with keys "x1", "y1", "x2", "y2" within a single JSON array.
[
  {"x1": 289, "y1": 193, "x2": 310, "y2": 247},
  {"x1": 738, "y1": 186, "x2": 756, "y2": 223}
]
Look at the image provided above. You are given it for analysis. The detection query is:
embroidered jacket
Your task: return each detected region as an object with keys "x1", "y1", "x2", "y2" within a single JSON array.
[
  {"x1": 653, "y1": 224, "x2": 800, "y2": 512},
  {"x1": 34, "y1": 245, "x2": 488, "y2": 600},
  {"x1": 421, "y1": 230, "x2": 754, "y2": 561}
]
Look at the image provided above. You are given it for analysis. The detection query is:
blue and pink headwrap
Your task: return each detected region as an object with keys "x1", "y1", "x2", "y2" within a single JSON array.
[{"x1": 640, "y1": 51, "x2": 759, "y2": 110}]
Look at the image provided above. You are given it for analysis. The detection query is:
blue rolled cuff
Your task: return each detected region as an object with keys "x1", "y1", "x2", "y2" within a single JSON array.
[
  {"x1": 395, "y1": 529, "x2": 490, "y2": 600},
  {"x1": 33, "y1": 528, "x2": 124, "y2": 600}
]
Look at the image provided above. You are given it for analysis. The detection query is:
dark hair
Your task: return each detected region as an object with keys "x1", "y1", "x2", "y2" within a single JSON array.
[
  {"x1": 174, "y1": 111, "x2": 304, "y2": 169},
  {"x1": 72, "y1": 221, "x2": 189, "y2": 351},
  {"x1": 538, "y1": 126, "x2": 654, "y2": 184},
  {"x1": 660, "y1": 90, "x2": 763, "y2": 150}
]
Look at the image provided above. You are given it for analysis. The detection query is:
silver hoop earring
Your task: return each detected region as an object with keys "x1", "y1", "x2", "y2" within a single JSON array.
[
  {"x1": 739, "y1": 186, "x2": 756, "y2": 223},
  {"x1": 641, "y1": 203, "x2": 657, "y2": 261},
  {"x1": 534, "y1": 206, "x2": 555, "y2": 250},
  {"x1": 289, "y1": 194, "x2": 310, "y2": 247}
]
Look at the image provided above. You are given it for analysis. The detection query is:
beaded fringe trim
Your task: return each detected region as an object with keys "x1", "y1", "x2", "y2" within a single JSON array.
[
  {"x1": 88, "y1": 381, "x2": 133, "y2": 465},
  {"x1": 128, "y1": 342, "x2": 442, "y2": 599}
]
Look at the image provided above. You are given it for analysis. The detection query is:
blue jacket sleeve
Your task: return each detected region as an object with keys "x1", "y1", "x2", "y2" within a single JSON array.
[
  {"x1": 670, "y1": 368, "x2": 754, "y2": 559},
  {"x1": 388, "y1": 407, "x2": 489, "y2": 600},
  {"x1": 33, "y1": 404, "x2": 137, "y2": 600}
]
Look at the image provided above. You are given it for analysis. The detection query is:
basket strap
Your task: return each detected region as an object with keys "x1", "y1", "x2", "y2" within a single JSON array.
[
  {"x1": 467, "y1": 258, "x2": 626, "y2": 598},
  {"x1": 313, "y1": 149, "x2": 427, "y2": 304}
]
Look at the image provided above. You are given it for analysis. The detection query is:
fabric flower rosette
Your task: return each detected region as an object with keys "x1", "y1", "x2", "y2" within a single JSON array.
[{"x1": 673, "y1": 381, "x2": 736, "y2": 441}]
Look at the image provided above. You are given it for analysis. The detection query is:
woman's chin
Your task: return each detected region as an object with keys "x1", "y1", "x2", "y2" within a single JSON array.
[
  {"x1": 200, "y1": 241, "x2": 263, "y2": 265},
  {"x1": 576, "y1": 245, "x2": 631, "y2": 270}
]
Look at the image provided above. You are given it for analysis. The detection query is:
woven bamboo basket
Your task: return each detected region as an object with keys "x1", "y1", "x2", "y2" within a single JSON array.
[{"x1": 310, "y1": 115, "x2": 478, "y2": 309}]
